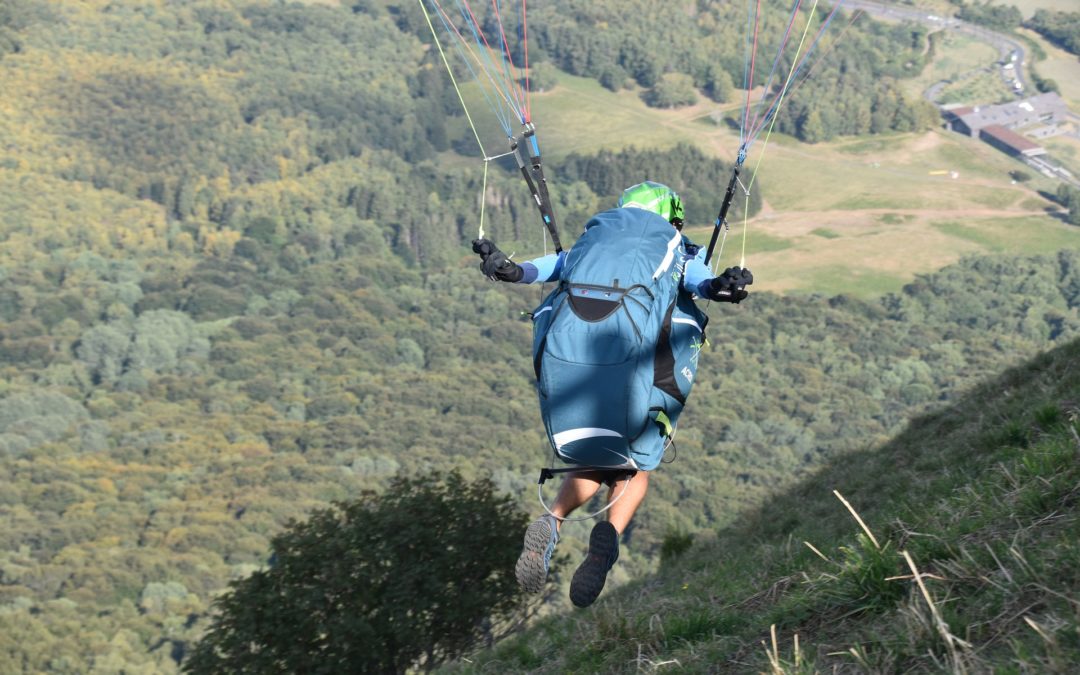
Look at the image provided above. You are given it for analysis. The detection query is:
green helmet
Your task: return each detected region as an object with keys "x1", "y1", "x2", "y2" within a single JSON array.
[{"x1": 618, "y1": 181, "x2": 684, "y2": 228}]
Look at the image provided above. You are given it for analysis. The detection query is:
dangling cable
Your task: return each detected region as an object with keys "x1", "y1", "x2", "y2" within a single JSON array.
[{"x1": 522, "y1": 0, "x2": 531, "y2": 122}]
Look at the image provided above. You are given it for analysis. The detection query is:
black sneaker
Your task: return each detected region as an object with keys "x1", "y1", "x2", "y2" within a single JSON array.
[
  {"x1": 569, "y1": 521, "x2": 619, "y2": 607},
  {"x1": 515, "y1": 515, "x2": 559, "y2": 594}
]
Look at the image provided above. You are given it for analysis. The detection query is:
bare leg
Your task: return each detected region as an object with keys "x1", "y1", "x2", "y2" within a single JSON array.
[
  {"x1": 548, "y1": 470, "x2": 649, "y2": 533},
  {"x1": 549, "y1": 472, "x2": 605, "y2": 529},
  {"x1": 604, "y1": 471, "x2": 649, "y2": 534}
]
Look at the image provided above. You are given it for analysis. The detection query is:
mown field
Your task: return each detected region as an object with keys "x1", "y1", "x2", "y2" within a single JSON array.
[{"x1": 1021, "y1": 26, "x2": 1080, "y2": 108}]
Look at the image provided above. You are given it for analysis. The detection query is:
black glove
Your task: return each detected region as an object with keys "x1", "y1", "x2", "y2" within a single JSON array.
[
  {"x1": 706, "y1": 266, "x2": 753, "y2": 303},
  {"x1": 472, "y1": 238, "x2": 524, "y2": 282}
]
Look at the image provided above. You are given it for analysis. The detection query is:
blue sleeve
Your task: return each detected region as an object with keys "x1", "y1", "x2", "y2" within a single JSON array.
[
  {"x1": 519, "y1": 251, "x2": 566, "y2": 284},
  {"x1": 682, "y1": 245, "x2": 713, "y2": 297}
]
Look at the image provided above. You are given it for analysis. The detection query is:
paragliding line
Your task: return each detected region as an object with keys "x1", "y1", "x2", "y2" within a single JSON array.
[
  {"x1": 490, "y1": 0, "x2": 528, "y2": 121},
  {"x1": 430, "y1": 0, "x2": 519, "y2": 133}
]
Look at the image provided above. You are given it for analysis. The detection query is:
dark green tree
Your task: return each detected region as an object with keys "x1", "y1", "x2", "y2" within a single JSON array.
[
  {"x1": 184, "y1": 472, "x2": 530, "y2": 674},
  {"x1": 644, "y1": 73, "x2": 699, "y2": 108},
  {"x1": 1027, "y1": 10, "x2": 1080, "y2": 56}
]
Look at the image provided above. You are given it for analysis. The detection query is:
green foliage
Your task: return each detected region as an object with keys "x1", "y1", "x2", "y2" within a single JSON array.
[
  {"x1": 76, "y1": 310, "x2": 209, "y2": 385},
  {"x1": 1027, "y1": 10, "x2": 1080, "y2": 56},
  {"x1": 1054, "y1": 184, "x2": 1080, "y2": 225},
  {"x1": 0, "y1": 389, "x2": 88, "y2": 457},
  {"x1": 957, "y1": 1, "x2": 1023, "y2": 32},
  {"x1": 527, "y1": 61, "x2": 559, "y2": 92},
  {"x1": 660, "y1": 529, "x2": 694, "y2": 564},
  {"x1": 418, "y1": 0, "x2": 937, "y2": 142},
  {"x1": 644, "y1": 73, "x2": 699, "y2": 109},
  {"x1": 184, "y1": 472, "x2": 529, "y2": 674}
]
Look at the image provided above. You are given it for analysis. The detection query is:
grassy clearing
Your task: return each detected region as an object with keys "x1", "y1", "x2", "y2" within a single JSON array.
[
  {"x1": 710, "y1": 210, "x2": 1080, "y2": 298},
  {"x1": 934, "y1": 216, "x2": 1080, "y2": 253},
  {"x1": 1019, "y1": 27, "x2": 1080, "y2": 109},
  {"x1": 449, "y1": 338, "x2": 1080, "y2": 673},
  {"x1": 757, "y1": 130, "x2": 1037, "y2": 213},
  {"x1": 529, "y1": 74, "x2": 737, "y2": 160}
]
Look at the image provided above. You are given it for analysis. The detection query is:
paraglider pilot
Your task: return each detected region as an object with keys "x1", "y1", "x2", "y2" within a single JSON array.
[{"x1": 473, "y1": 182, "x2": 753, "y2": 607}]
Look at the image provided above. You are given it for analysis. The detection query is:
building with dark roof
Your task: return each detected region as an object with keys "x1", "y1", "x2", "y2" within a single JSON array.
[{"x1": 978, "y1": 124, "x2": 1046, "y2": 158}]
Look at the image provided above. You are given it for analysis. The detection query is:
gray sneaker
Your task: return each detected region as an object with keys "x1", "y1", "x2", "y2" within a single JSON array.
[
  {"x1": 569, "y1": 521, "x2": 619, "y2": 607},
  {"x1": 515, "y1": 515, "x2": 559, "y2": 593}
]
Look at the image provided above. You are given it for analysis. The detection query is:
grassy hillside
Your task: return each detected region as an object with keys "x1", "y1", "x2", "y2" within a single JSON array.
[{"x1": 455, "y1": 336, "x2": 1080, "y2": 672}]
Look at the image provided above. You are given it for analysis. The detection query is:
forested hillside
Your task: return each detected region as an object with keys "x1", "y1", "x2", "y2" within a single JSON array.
[{"x1": 0, "y1": 0, "x2": 1076, "y2": 672}]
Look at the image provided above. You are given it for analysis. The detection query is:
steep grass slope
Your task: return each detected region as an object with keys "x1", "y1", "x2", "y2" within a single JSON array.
[{"x1": 456, "y1": 337, "x2": 1080, "y2": 673}]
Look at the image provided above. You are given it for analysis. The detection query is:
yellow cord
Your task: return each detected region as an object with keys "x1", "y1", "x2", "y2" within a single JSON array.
[{"x1": 740, "y1": 191, "x2": 750, "y2": 269}]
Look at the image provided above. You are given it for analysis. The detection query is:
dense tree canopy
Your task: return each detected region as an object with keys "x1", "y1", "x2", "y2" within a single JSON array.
[{"x1": 956, "y1": 1, "x2": 1023, "y2": 32}]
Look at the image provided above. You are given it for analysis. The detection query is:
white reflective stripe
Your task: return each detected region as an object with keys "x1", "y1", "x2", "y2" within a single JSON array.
[
  {"x1": 533, "y1": 306, "x2": 552, "y2": 318},
  {"x1": 552, "y1": 427, "x2": 623, "y2": 450},
  {"x1": 555, "y1": 447, "x2": 640, "y2": 470},
  {"x1": 672, "y1": 316, "x2": 702, "y2": 333},
  {"x1": 652, "y1": 231, "x2": 683, "y2": 280}
]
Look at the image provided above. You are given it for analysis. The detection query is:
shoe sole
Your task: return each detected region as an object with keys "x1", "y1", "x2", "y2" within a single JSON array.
[
  {"x1": 570, "y1": 522, "x2": 618, "y2": 608},
  {"x1": 515, "y1": 518, "x2": 555, "y2": 594}
]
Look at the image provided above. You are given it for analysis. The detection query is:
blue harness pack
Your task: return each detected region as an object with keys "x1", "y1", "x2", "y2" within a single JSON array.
[{"x1": 531, "y1": 208, "x2": 708, "y2": 472}]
